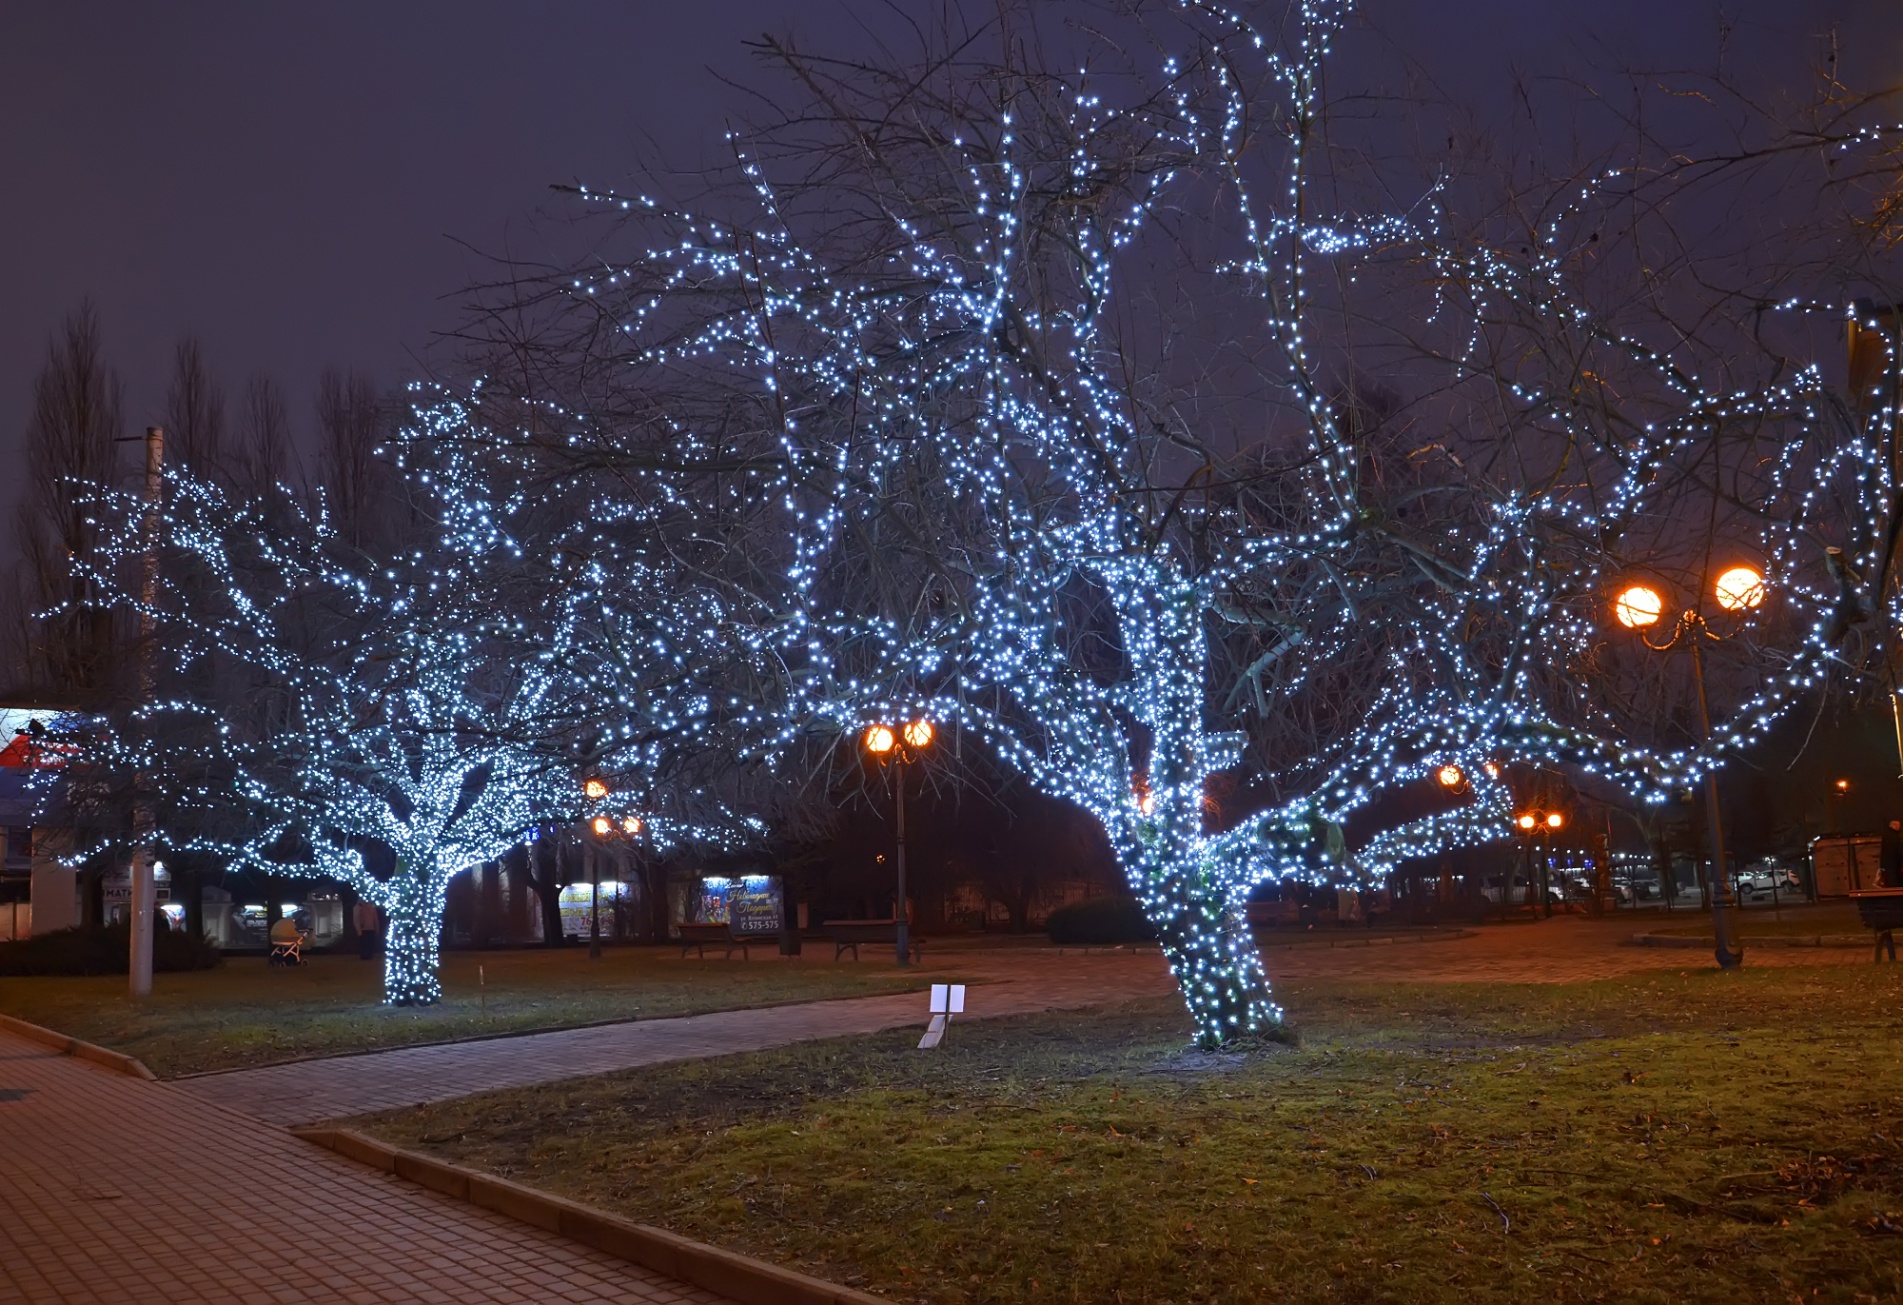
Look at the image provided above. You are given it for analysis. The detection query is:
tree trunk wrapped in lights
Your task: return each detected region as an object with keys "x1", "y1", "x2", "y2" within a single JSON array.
[{"x1": 374, "y1": 862, "x2": 449, "y2": 1007}]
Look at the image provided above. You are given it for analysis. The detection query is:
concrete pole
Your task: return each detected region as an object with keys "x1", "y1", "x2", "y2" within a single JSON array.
[{"x1": 129, "y1": 426, "x2": 163, "y2": 998}]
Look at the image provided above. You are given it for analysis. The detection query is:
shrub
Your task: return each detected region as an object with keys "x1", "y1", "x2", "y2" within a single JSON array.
[
  {"x1": 0, "y1": 924, "x2": 223, "y2": 976},
  {"x1": 1045, "y1": 896, "x2": 1158, "y2": 945}
]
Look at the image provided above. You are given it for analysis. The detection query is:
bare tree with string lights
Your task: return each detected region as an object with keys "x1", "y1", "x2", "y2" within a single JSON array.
[
  {"x1": 437, "y1": 0, "x2": 1641, "y2": 1046},
  {"x1": 428, "y1": 0, "x2": 1903, "y2": 1044},
  {"x1": 61, "y1": 427, "x2": 776, "y2": 1004}
]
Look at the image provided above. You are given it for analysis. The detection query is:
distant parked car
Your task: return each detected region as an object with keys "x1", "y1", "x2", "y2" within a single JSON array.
[{"x1": 1732, "y1": 863, "x2": 1802, "y2": 900}]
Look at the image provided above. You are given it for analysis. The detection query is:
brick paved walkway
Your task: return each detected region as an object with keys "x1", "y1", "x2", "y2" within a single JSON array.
[
  {"x1": 0, "y1": 1031, "x2": 735, "y2": 1305},
  {"x1": 181, "y1": 916, "x2": 1867, "y2": 1127}
]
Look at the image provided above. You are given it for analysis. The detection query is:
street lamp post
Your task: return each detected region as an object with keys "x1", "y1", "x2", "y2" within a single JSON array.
[
  {"x1": 1614, "y1": 565, "x2": 1764, "y2": 970},
  {"x1": 1514, "y1": 812, "x2": 1539, "y2": 915},
  {"x1": 1541, "y1": 810, "x2": 1565, "y2": 915},
  {"x1": 862, "y1": 719, "x2": 933, "y2": 967},
  {"x1": 589, "y1": 816, "x2": 610, "y2": 959},
  {"x1": 1512, "y1": 808, "x2": 1567, "y2": 916},
  {"x1": 581, "y1": 777, "x2": 610, "y2": 960}
]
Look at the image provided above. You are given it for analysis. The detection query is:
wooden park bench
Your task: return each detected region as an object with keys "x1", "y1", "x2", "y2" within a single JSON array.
[
  {"x1": 1851, "y1": 888, "x2": 1903, "y2": 962},
  {"x1": 676, "y1": 921, "x2": 757, "y2": 960},
  {"x1": 822, "y1": 919, "x2": 922, "y2": 963}
]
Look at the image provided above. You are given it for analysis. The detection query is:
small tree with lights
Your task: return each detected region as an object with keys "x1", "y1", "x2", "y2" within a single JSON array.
[{"x1": 66, "y1": 455, "x2": 633, "y2": 1004}]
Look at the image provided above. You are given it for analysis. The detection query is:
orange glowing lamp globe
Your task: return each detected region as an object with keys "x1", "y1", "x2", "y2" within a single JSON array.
[
  {"x1": 622, "y1": 816, "x2": 642, "y2": 835},
  {"x1": 1436, "y1": 764, "x2": 1463, "y2": 789},
  {"x1": 1545, "y1": 811, "x2": 1565, "y2": 830},
  {"x1": 1613, "y1": 584, "x2": 1664, "y2": 629},
  {"x1": 902, "y1": 719, "x2": 934, "y2": 749},
  {"x1": 1516, "y1": 813, "x2": 1537, "y2": 831},
  {"x1": 590, "y1": 816, "x2": 611, "y2": 836},
  {"x1": 863, "y1": 724, "x2": 896, "y2": 755},
  {"x1": 1713, "y1": 566, "x2": 1766, "y2": 612}
]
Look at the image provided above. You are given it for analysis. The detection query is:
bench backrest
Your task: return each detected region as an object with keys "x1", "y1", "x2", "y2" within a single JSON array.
[{"x1": 823, "y1": 920, "x2": 899, "y2": 941}]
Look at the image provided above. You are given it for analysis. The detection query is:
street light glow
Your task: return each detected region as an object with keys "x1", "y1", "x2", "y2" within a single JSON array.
[
  {"x1": 582, "y1": 777, "x2": 608, "y2": 800},
  {"x1": 1713, "y1": 565, "x2": 1766, "y2": 612},
  {"x1": 1545, "y1": 811, "x2": 1565, "y2": 830},
  {"x1": 863, "y1": 724, "x2": 896, "y2": 754},
  {"x1": 1436, "y1": 764, "x2": 1463, "y2": 789},
  {"x1": 590, "y1": 816, "x2": 611, "y2": 836},
  {"x1": 1614, "y1": 584, "x2": 1665, "y2": 628},
  {"x1": 622, "y1": 816, "x2": 642, "y2": 834},
  {"x1": 902, "y1": 719, "x2": 934, "y2": 749},
  {"x1": 1516, "y1": 812, "x2": 1537, "y2": 831}
]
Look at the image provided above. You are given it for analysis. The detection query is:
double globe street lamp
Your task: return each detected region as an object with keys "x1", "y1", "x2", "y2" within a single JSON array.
[
  {"x1": 1612, "y1": 564, "x2": 1766, "y2": 969},
  {"x1": 1514, "y1": 807, "x2": 1568, "y2": 916},
  {"x1": 580, "y1": 777, "x2": 642, "y2": 960},
  {"x1": 862, "y1": 718, "x2": 933, "y2": 968}
]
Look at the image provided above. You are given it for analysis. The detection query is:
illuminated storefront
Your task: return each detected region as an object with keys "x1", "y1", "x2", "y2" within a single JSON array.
[{"x1": 557, "y1": 880, "x2": 633, "y2": 939}]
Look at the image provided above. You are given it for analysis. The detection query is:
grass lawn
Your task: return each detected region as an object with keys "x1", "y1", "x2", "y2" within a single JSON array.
[
  {"x1": 361, "y1": 965, "x2": 1903, "y2": 1304},
  {"x1": 0, "y1": 947, "x2": 927, "y2": 1077}
]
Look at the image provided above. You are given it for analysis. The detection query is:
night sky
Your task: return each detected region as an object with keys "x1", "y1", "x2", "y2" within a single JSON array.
[{"x1": 2, "y1": 1, "x2": 1895, "y2": 558}]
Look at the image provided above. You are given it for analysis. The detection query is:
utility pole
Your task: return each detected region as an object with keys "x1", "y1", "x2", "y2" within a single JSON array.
[{"x1": 128, "y1": 426, "x2": 163, "y2": 998}]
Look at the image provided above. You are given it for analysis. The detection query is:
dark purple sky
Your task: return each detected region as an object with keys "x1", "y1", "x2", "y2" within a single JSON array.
[{"x1": 2, "y1": 0, "x2": 1896, "y2": 544}]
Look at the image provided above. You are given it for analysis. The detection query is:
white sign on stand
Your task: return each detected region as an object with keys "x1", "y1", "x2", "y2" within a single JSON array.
[{"x1": 918, "y1": 982, "x2": 966, "y2": 1049}]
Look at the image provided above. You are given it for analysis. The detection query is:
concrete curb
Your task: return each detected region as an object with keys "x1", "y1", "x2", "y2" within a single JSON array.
[
  {"x1": 1626, "y1": 932, "x2": 1869, "y2": 950},
  {"x1": 295, "y1": 1127, "x2": 887, "y2": 1305},
  {"x1": 0, "y1": 1012, "x2": 157, "y2": 1080}
]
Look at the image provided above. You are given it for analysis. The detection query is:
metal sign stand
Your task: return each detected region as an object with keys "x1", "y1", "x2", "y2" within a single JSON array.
[{"x1": 918, "y1": 983, "x2": 966, "y2": 1049}]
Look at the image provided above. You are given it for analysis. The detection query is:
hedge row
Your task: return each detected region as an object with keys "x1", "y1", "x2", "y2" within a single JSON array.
[
  {"x1": 0, "y1": 924, "x2": 224, "y2": 976},
  {"x1": 1044, "y1": 896, "x2": 1158, "y2": 945}
]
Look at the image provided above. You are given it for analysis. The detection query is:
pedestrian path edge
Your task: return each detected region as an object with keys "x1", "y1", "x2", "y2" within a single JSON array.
[
  {"x1": 294, "y1": 1126, "x2": 889, "y2": 1305},
  {"x1": 0, "y1": 1010, "x2": 156, "y2": 1079}
]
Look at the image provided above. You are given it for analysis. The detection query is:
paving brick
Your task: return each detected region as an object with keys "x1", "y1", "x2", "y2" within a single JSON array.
[{"x1": 0, "y1": 1033, "x2": 738, "y2": 1304}]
